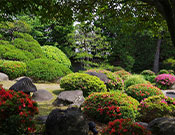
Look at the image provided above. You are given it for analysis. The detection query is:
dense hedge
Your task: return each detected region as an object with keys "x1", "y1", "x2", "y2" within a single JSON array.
[
  {"x1": 138, "y1": 95, "x2": 175, "y2": 122},
  {"x1": 42, "y1": 45, "x2": 71, "y2": 68},
  {"x1": 82, "y1": 91, "x2": 139, "y2": 123},
  {"x1": 60, "y1": 73, "x2": 107, "y2": 96},
  {"x1": 0, "y1": 60, "x2": 27, "y2": 79},
  {"x1": 26, "y1": 59, "x2": 72, "y2": 82}
]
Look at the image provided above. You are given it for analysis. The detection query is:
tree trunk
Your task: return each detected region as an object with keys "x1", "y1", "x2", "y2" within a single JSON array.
[{"x1": 153, "y1": 37, "x2": 162, "y2": 73}]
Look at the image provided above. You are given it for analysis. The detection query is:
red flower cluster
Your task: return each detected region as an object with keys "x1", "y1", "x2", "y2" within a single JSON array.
[
  {"x1": 102, "y1": 119, "x2": 151, "y2": 135},
  {"x1": 0, "y1": 87, "x2": 38, "y2": 134}
]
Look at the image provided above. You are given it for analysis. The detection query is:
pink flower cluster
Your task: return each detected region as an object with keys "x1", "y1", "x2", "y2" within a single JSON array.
[{"x1": 155, "y1": 74, "x2": 175, "y2": 86}]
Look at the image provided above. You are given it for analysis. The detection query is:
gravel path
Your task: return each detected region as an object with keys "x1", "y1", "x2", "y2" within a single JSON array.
[{"x1": 0, "y1": 80, "x2": 60, "y2": 91}]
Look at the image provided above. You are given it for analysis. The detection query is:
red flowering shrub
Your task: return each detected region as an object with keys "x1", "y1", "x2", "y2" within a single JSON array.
[
  {"x1": 138, "y1": 95, "x2": 175, "y2": 122},
  {"x1": 86, "y1": 69, "x2": 124, "y2": 91},
  {"x1": 0, "y1": 87, "x2": 38, "y2": 134},
  {"x1": 114, "y1": 70, "x2": 131, "y2": 80},
  {"x1": 126, "y1": 84, "x2": 163, "y2": 102},
  {"x1": 102, "y1": 119, "x2": 151, "y2": 135},
  {"x1": 0, "y1": 60, "x2": 27, "y2": 79},
  {"x1": 155, "y1": 74, "x2": 175, "y2": 89},
  {"x1": 82, "y1": 91, "x2": 139, "y2": 123}
]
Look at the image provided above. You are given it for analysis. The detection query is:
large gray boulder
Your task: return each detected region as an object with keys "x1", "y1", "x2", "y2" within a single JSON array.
[
  {"x1": 45, "y1": 107, "x2": 89, "y2": 135},
  {"x1": 9, "y1": 77, "x2": 37, "y2": 95},
  {"x1": 0, "y1": 72, "x2": 9, "y2": 81},
  {"x1": 148, "y1": 117, "x2": 175, "y2": 135},
  {"x1": 85, "y1": 72, "x2": 109, "y2": 83},
  {"x1": 32, "y1": 89, "x2": 53, "y2": 102},
  {"x1": 52, "y1": 90, "x2": 85, "y2": 108}
]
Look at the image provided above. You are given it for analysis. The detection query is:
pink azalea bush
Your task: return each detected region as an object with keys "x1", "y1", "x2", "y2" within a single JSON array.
[{"x1": 155, "y1": 74, "x2": 175, "y2": 89}]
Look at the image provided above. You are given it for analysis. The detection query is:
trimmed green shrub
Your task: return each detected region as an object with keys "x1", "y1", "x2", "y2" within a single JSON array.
[
  {"x1": 86, "y1": 69, "x2": 124, "y2": 91},
  {"x1": 0, "y1": 59, "x2": 4, "y2": 65},
  {"x1": 0, "y1": 44, "x2": 16, "y2": 59},
  {"x1": 141, "y1": 70, "x2": 155, "y2": 76},
  {"x1": 99, "y1": 64, "x2": 124, "y2": 72},
  {"x1": 12, "y1": 34, "x2": 44, "y2": 59},
  {"x1": 138, "y1": 95, "x2": 175, "y2": 122},
  {"x1": 60, "y1": 73, "x2": 107, "y2": 96},
  {"x1": 0, "y1": 87, "x2": 38, "y2": 134},
  {"x1": 42, "y1": 45, "x2": 71, "y2": 68},
  {"x1": 124, "y1": 75, "x2": 149, "y2": 89},
  {"x1": 0, "y1": 40, "x2": 10, "y2": 45},
  {"x1": 3, "y1": 49, "x2": 29, "y2": 61},
  {"x1": 126, "y1": 84, "x2": 163, "y2": 102},
  {"x1": 158, "y1": 69, "x2": 169, "y2": 75},
  {"x1": 168, "y1": 70, "x2": 174, "y2": 75},
  {"x1": 82, "y1": 91, "x2": 139, "y2": 123},
  {"x1": 155, "y1": 74, "x2": 175, "y2": 90},
  {"x1": 26, "y1": 59, "x2": 72, "y2": 82},
  {"x1": 114, "y1": 70, "x2": 131, "y2": 80},
  {"x1": 0, "y1": 60, "x2": 27, "y2": 79},
  {"x1": 102, "y1": 119, "x2": 151, "y2": 135}
]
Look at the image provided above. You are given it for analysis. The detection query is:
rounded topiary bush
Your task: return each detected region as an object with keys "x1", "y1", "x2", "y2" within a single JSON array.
[
  {"x1": 126, "y1": 84, "x2": 163, "y2": 102},
  {"x1": 42, "y1": 45, "x2": 71, "y2": 68},
  {"x1": 124, "y1": 75, "x2": 149, "y2": 89},
  {"x1": 82, "y1": 91, "x2": 139, "y2": 123},
  {"x1": 102, "y1": 119, "x2": 151, "y2": 135},
  {"x1": 138, "y1": 95, "x2": 175, "y2": 122},
  {"x1": 0, "y1": 60, "x2": 27, "y2": 79},
  {"x1": 0, "y1": 87, "x2": 38, "y2": 134},
  {"x1": 114, "y1": 70, "x2": 131, "y2": 80},
  {"x1": 13, "y1": 33, "x2": 44, "y2": 59},
  {"x1": 86, "y1": 69, "x2": 124, "y2": 91},
  {"x1": 158, "y1": 69, "x2": 169, "y2": 75},
  {"x1": 155, "y1": 74, "x2": 175, "y2": 89},
  {"x1": 60, "y1": 73, "x2": 107, "y2": 96},
  {"x1": 26, "y1": 59, "x2": 72, "y2": 82},
  {"x1": 141, "y1": 70, "x2": 155, "y2": 76}
]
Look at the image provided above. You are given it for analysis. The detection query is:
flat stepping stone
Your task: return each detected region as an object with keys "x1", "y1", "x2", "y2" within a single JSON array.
[{"x1": 32, "y1": 89, "x2": 53, "y2": 102}]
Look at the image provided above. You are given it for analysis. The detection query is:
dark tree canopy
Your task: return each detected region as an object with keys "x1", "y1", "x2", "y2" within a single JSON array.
[{"x1": 0, "y1": 0, "x2": 175, "y2": 45}]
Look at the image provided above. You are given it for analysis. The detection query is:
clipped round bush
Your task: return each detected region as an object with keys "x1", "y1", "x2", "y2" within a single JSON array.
[
  {"x1": 126, "y1": 84, "x2": 163, "y2": 102},
  {"x1": 141, "y1": 70, "x2": 155, "y2": 76},
  {"x1": 42, "y1": 45, "x2": 71, "y2": 68},
  {"x1": 158, "y1": 69, "x2": 169, "y2": 75},
  {"x1": 168, "y1": 70, "x2": 174, "y2": 75},
  {"x1": 26, "y1": 59, "x2": 72, "y2": 82},
  {"x1": 114, "y1": 70, "x2": 131, "y2": 80},
  {"x1": 155, "y1": 74, "x2": 175, "y2": 89},
  {"x1": 86, "y1": 69, "x2": 124, "y2": 91},
  {"x1": 102, "y1": 119, "x2": 151, "y2": 135},
  {"x1": 3, "y1": 49, "x2": 29, "y2": 61},
  {"x1": 60, "y1": 73, "x2": 107, "y2": 96},
  {"x1": 13, "y1": 33, "x2": 44, "y2": 59},
  {"x1": 138, "y1": 95, "x2": 175, "y2": 122},
  {"x1": 0, "y1": 87, "x2": 38, "y2": 134},
  {"x1": 82, "y1": 91, "x2": 139, "y2": 123},
  {"x1": 124, "y1": 75, "x2": 149, "y2": 89},
  {"x1": 0, "y1": 60, "x2": 27, "y2": 79},
  {"x1": 0, "y1": 44, "x2": 16, "y2": 59}
]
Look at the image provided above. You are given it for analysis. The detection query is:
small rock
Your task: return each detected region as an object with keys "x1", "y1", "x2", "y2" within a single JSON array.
[
  {"x1": 36, "y1": 115, "x2": 48, "y2": 124},
  {"x1": 14, "y1": 76, "x2": 32, "y2": 82},
  {"x1": 32, "y1": 89, "x2": 53, "y2": 102},
  {"x1": 85, "y1": 72, "x2": 109, "y2": 83},
  {"x1": 52, "y1": 90, "x2": 85, "y2": 108},
  {"x1": 9, "y1": 77, "x2": 37, "y2": 95},
  {"x1": 0, "y1": 72, "x2": 9, "y2": 81}
]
